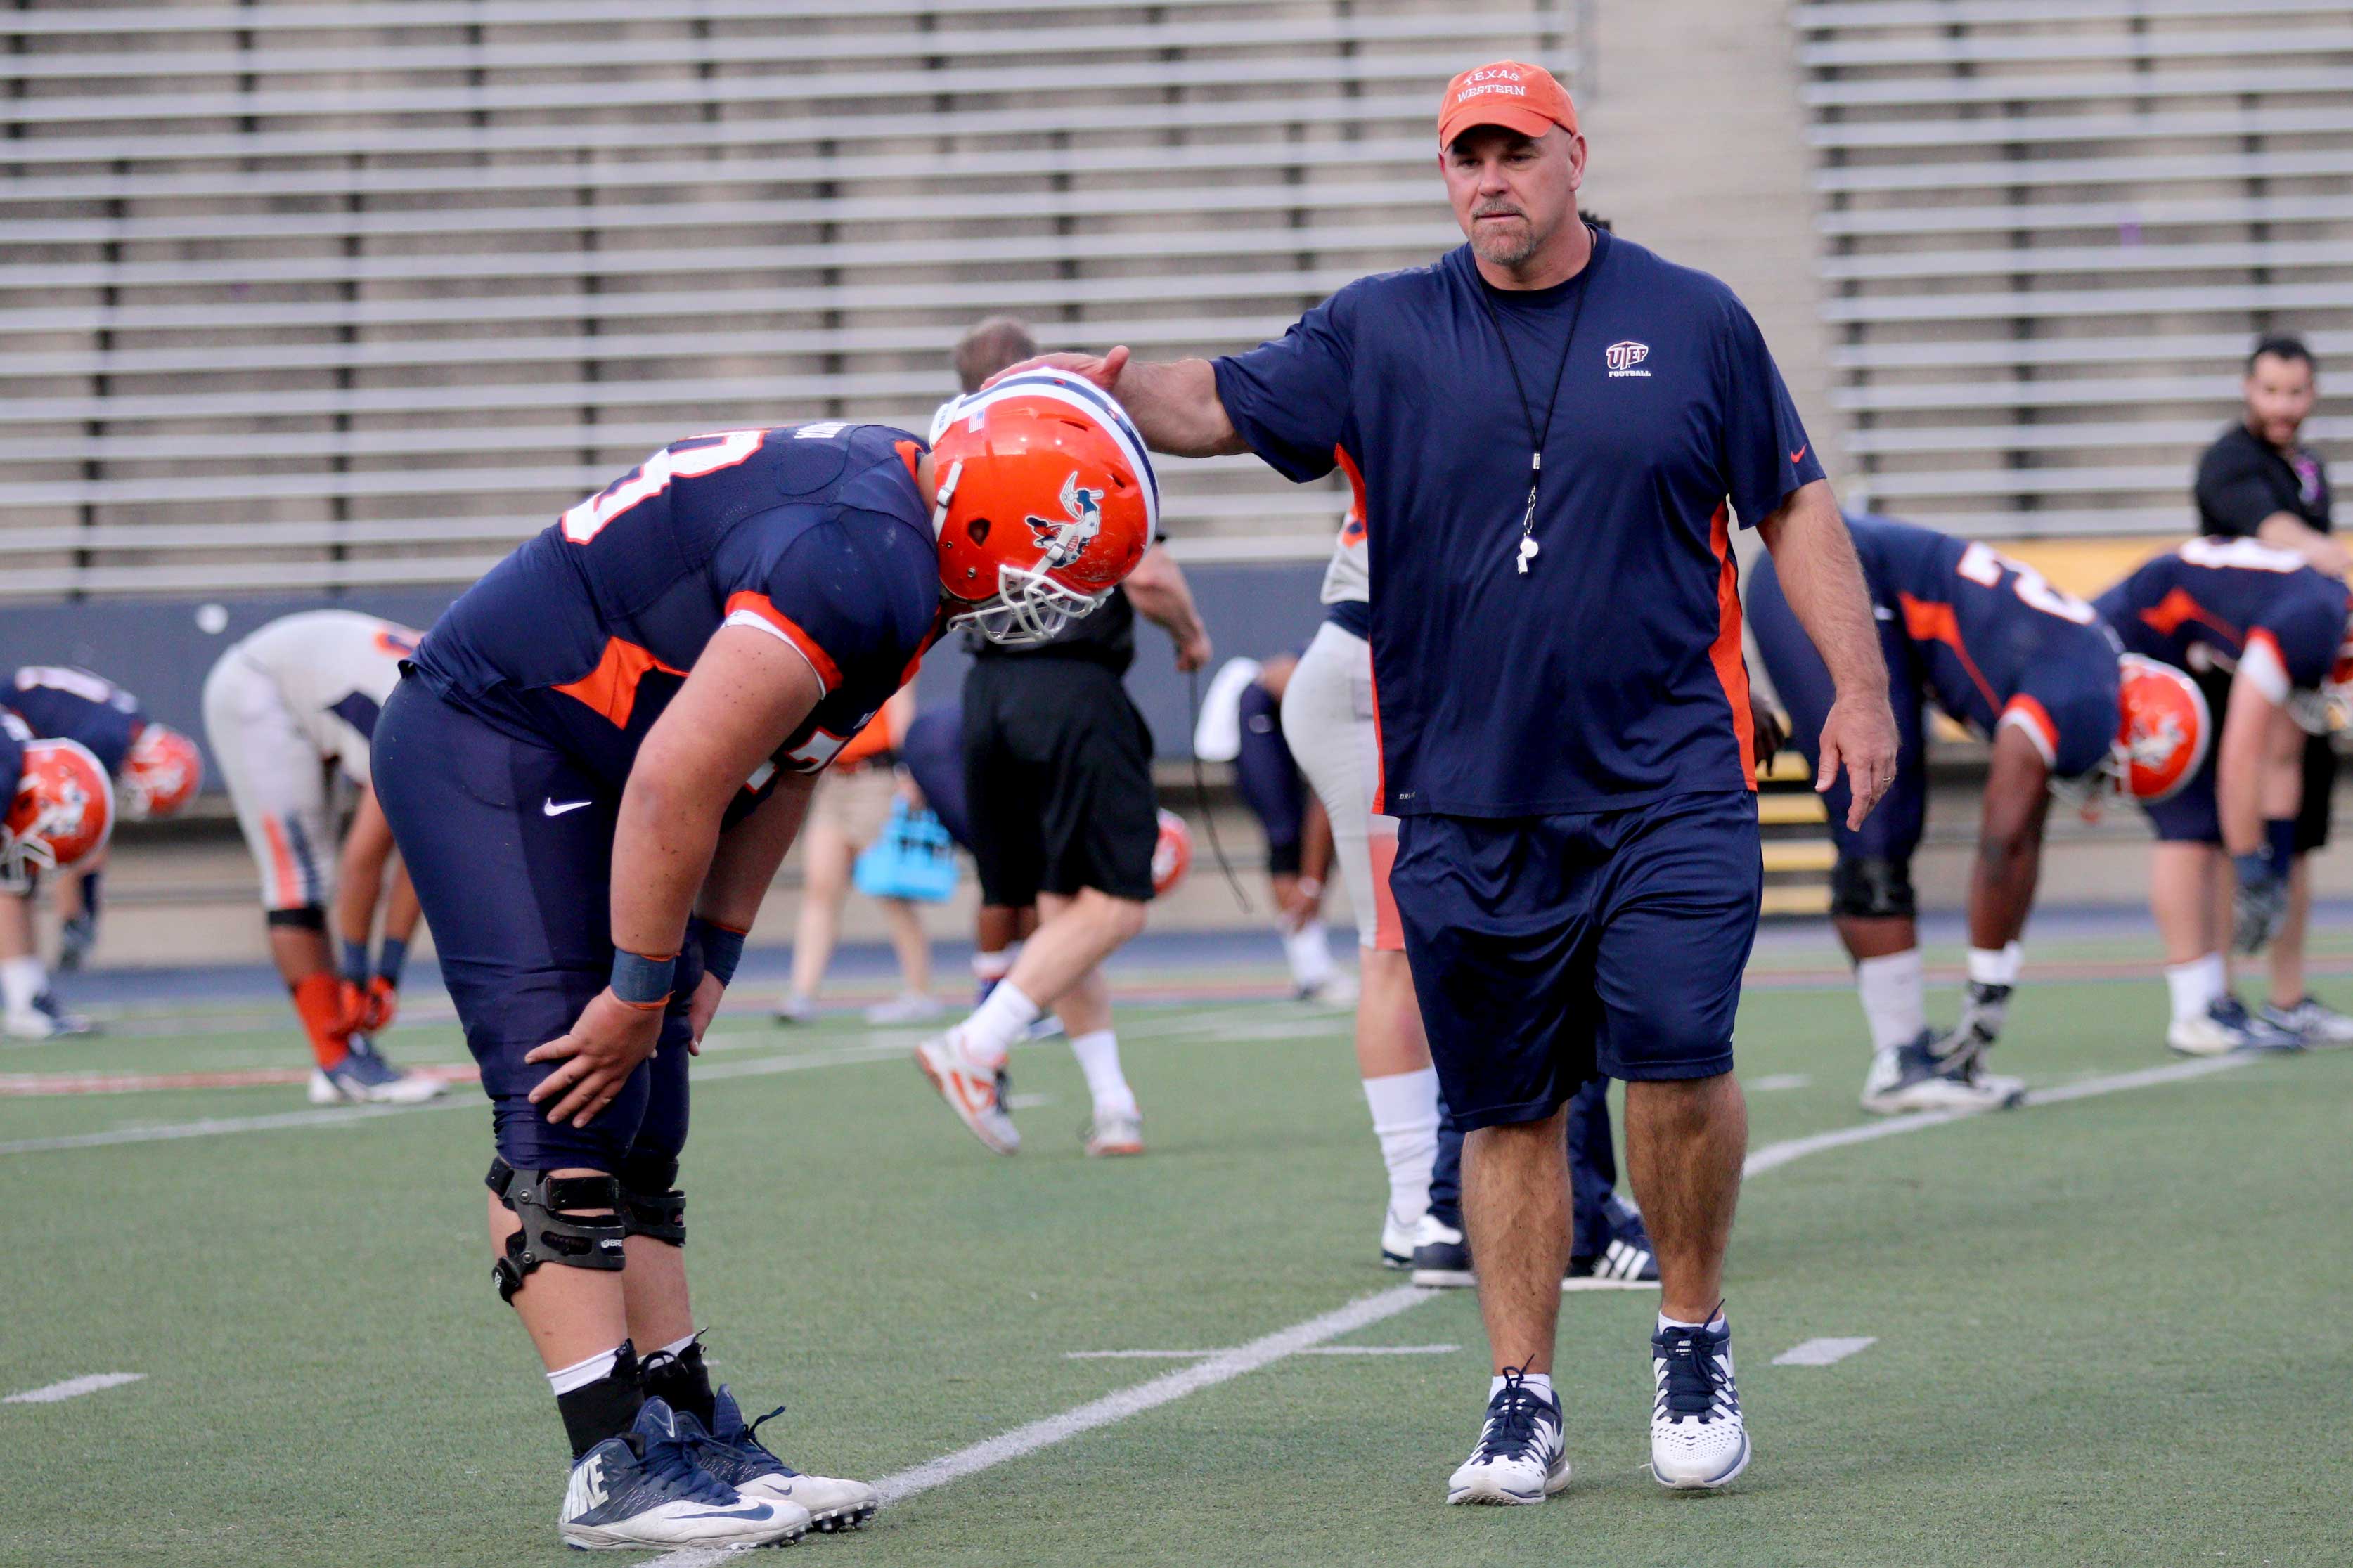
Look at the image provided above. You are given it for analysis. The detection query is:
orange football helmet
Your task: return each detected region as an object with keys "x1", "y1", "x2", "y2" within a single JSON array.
[
  {"x1": 120, "y1": 723, "x2": 202, "y2": 821},
  {"x1": 2113, "y1": 654, "x2": 2210, "y2": 803},
  {"x1": 928, "y1": 370, "x2": 1156, "y2": 645},
  {"x1": 4, "y1": 737, "x2": 115, "y2": 885},
  {"x1": 1152, "y1": 808, "x2": 1193, "y2": 897}
]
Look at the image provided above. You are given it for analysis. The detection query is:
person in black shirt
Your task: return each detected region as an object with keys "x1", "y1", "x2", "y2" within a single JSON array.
[
  {"x1": 917, "y1": 319, "x2": 1214, "y2": 1159},
  {"x1": 2188, "y1": 336, "x2": 2353, "y2": 1045}
]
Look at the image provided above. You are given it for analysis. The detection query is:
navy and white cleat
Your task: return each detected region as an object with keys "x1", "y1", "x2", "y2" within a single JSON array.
[
  {"x1": 1565, "y1": 1234, "x2": 1659, "y2": 1291},
  {"x1": 1861, "y1": 1030, "x2": 2024, "y2": 1115},
  {"x1": 681, "y1": 1386, "x2": 878, "y2": 1534},
  {"x1": 557, "y1": 1398, "x2": 808, "y2": 1551},
  {"x1": 307, "y1": 1037, "x2": 446, "y2": 1105},
  {"x1": 1649, "y1": 1318, "x2": 1749, "y2": 1489},
  {"x1": 1409, "y1": 1213, "x2": 1474, "y2": 1288},
  {"x1": 2167, "y1": 997, "x2": 2304, "y2": 1057},
  {"x1": 2259, "y1": 994, "x2": 2353, "y2": 1050},
  {"x1": 1446, "y1": 1368, "x2": 1571, "y2": 1505}
]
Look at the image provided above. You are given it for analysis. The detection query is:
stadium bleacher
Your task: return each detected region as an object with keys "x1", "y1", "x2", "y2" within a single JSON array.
[
  {"x1": 1795, "y1": 0, "x2": 2353, "y2": 538},
  {"x1": 0, "y1": 0, "x2": 1579, "y2": 599}
]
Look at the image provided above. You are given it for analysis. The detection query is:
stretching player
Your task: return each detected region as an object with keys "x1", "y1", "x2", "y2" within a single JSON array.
[
  {"x1": 1751, "y1": 515, "x2": 2209, "y2": 1109},
  {"x1": 2095, "y1": 538, "x2": 2353, "y2": 1052},
  {"x1": 1, "y1": 666, "x2": 201, "y2": 1037},
  {"x1": 917, "y1": 330, "x2": 1212, "y2": 1160},
  {"x1": 1, "y1": 713, "x2": 115, "y2": 1036},
  {"x1": 375, "y1": 389, "x2": 1152, "y2": 1549},
  {"x1": 202, "y1": 611, "x2": 444, "y2": 1104}
]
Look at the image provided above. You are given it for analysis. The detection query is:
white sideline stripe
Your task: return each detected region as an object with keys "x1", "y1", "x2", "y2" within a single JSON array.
[
  {"x1": 640, "y1": 1285, "x2": 1433, "y2": 1568},
  {"x1": 4, "y1": 1373, "x2": 144, "y2": 1404},
  {"x1": 1772, "y1": 1337, "x2": 1877, "y2": 1368},
  {"x1": 1746, "y1": 1074, "x2": 1812, "y2": 1091},
  {"x1": 633, "y1": 1045, "x2": 2271, "y2": 1567},
  {"x1": 1065, "y1": 1343, "x2": 1457, "y2": 1360},
  {"x1": 1740, "y1": 1054, "x2": 2250, "y2": 1178}
]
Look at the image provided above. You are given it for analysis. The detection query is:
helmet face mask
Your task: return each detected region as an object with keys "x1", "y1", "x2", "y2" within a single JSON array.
[{"x1": 947, "y1": 562, "x2": 1110, "y2": 647}]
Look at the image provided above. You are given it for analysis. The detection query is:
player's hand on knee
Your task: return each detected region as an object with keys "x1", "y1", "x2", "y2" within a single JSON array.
[
  {"x1": 986, "y1": 344, "x2": 1127, "y2": 393},
  {"x1": 1817, "y1": 692, "x2": 1901, "y2": 830},
  {"x1": 685, "y1": 971, "x2": 723, "y2": 1054},
  {"x1": 524, "y1": 991, "x2": 664, "y2": 1127}
]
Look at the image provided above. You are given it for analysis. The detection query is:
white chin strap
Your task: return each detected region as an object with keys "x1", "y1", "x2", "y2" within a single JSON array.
[
  {"x1": 948, "y1": 564, "x2": 1109, "y2": 647},
  {"x1": 929, "y1": 458, "x2": 963, "y2": 543}
]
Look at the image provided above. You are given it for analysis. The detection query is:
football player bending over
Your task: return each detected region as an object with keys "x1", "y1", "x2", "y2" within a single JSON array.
[
  {"x1": 2096, "y1": 537, "x2": 2353, "y2": 1053},
  {"x1": 1, "y1": 666, "x2": 200, "y2": 1036},
  {"x1": 1751, "y1": 514, "x2": 2210, "y2": 1112},
  {"x1": 373, "y1": 379, "x2": 1151, "y2": 1550},
  {"x1": 202, "y1": 611, "x2": 444, "y2": 1103},
  {"x1": 0, "y1": 715, "x2": 115, "y2": 1030}
]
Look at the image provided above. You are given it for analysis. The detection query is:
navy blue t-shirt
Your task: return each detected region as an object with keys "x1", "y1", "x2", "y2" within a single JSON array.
[
  {"x1": 6, "y1": 666, "x2": 146, "y2": 776},
  {"x1": 2094, "y1": 537, "x2": 2350, "y2": 694},
  {"x1": 1213, "y1": 232, "x2": 1824, "y2": 816},
  {"x1": 1846, "y1": 515, "x2": 2122, "y2": 779},
  {"x1": 415, "y1": 423, "x2": 943, "y2": 794}
]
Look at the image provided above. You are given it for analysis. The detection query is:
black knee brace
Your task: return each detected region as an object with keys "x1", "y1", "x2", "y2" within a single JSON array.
[
  {"x1": 266, "y1": 905, "x2": 327, "y2": 931},
  {"x1": 616, "y1": 1151, "x2": 685, "y2": 1248},
  {"x1": 1830, "y1": 855, "x2": 1916, "y2": 921},
  {"x1": 485, "y1": 1158, "x2": 626, "y2": 1303}
]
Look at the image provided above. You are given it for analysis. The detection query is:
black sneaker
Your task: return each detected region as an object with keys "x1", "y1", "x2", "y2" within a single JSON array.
[{"x1": 1409, "y1": 1212, "x2": 1474, "y2": 1288}]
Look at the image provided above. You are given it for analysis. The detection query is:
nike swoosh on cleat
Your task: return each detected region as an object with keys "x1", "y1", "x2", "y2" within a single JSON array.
[
  {"x1": 681, "y1": 1505, "x2": 773, "y2": 1522},
  {"x1": 543, "y1": 798, "x2": 593, "y2": 817}
]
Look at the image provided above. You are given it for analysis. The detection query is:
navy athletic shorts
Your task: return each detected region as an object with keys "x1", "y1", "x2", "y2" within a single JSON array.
[
  {"x1": 1391, "y1": 791, "x2": 1760, "y2": 1130},
  {"x1": 374, "y1": 675, "x2": 696, "y2": 1174}
]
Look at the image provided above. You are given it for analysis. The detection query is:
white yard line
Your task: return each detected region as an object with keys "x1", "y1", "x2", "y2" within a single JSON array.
[
  {"x1": 634, "y1": 1047, "x2": 2269, "y2": 1565},
  {"x1": 1744, "y1": 1074, "x2": 1812, "y2": 1092},
  {"x1": 4, "y1": 1373, "x2": 144, "y2": 1404},
  {"x1": 1772, "y1": 1336, "x2": 1877, "y2": 1367},
  {"x1": 1065, "y1": 1342, "x2": 1457, "y2": 1361}
]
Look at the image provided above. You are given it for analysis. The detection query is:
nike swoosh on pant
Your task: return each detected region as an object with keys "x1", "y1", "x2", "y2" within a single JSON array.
[{"x1": 543, "y1": 799, "x2": 593, "y2": 817}]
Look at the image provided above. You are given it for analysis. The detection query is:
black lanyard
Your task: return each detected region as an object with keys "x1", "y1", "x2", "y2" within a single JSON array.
[{"x1": 1473, "y1": 224, "x2": 1600, "y2": 575}]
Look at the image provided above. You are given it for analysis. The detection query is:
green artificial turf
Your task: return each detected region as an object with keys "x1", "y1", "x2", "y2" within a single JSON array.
[{"x1": 1, "y1": 976, "x2": 2345, "y2": 1567}]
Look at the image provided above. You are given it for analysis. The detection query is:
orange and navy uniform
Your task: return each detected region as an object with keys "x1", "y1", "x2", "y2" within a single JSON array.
[
  {"x1": 2094, "y1": 538, "x2": 2349, "y2": 701},
  {"x1": 6, "y1": 666, "x2": 146, "y2": 777},
  {"x1": 411, "y1": 423, "x2": 941, "y2": 808}
]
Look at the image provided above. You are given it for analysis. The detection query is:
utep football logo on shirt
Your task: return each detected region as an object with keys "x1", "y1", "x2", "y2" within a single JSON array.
[
  {"x1": 1606, "y1": 340, "x2": 1651, "y2": 378},
  {"x1": 1027, "y1": 471, "x2": 1104, "y2": 567}
]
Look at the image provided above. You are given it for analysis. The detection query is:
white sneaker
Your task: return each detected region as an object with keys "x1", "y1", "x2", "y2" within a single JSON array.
[
  {"x1": 1860, "y1": 1031, "x2": 2023, "y2": 1115},
  {"x1": 2261, "y1": 995, "x2": 2353, "y2": 1049},
  {"x1": 1650, "y1": 1318, "x2": 1749, "y2": 1489},
  {"x1": 557, "y1": 1399, "x2": 806, "y2": 1550},
  {"x1": 914, "y1": 1028, "x2": 1021, "y2": 1154},
  {"x1": 773, "y1": 992, "x2": 818, "y2": 1025},
  {"x1": 865, "y1": 991, "x2": 945, "y2": 1026},
  {"x1": 1410, "y1": 1212, "x2": 1474, "y2": 1288},
  {"x1": 1379, "y1": 1206, "x2": 1422, "y2": 1269},
  {"x1": 4, "y1": 992, "x2": 96, "y2": 1040},
  {"x1": 305, "y1": 1040, "x2": 446, "y2": 1105},
  {"x1": 2167, "y1": 997, "x2": 2302, "y2": 1057},
  {"x1": 1083, "y1": 1106, "x2": 1144, "y2": 1157},
  {"x1": 1446, "y1": 1371, "x2": 1571, "y2": 1505},
  {"x1": 1298, "y1": 971, "x2": 1360, "y2": 1007}
]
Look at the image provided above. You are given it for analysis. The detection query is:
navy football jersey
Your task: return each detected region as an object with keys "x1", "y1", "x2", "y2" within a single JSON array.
[
  {"x1": 2094, "y1": 538, "x2": 2350, "y2": 698},
  {"x1": 413, "y1": 424, "x2": 943, "y2": 793},
  {"x1": 0, "y1": 708, "x2": 25, "y2": 805},
  {"x1": 6, "y1": 666, "x2": 146, "y2": 775},
  {"x1": 1213, "y1": 231, "x2": 1822, "y2": 816},
  {"x1": 1847, "y1": 516, "x2": 2123, "y2": 778}
]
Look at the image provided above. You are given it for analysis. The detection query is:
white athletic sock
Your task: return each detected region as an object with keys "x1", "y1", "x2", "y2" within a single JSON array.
[
  {"x1": 958, "y1": 980, "x2": 1039, "y2": 1069},
  {"x1": 1966, "y1": 942, "x2": 2023, "y2": 987},
  {"x1": 1488, "y1": 1371, "x2": 1556, "y2": 1404},
  {"x1": 1853, "y1": 949, "x2": 1926, "y2": 1053},
  {"x1": 1283, "y1": 919, "x2": 1334, "y2": 990},
  {"x1": 1068, "y1": 1028, "x2": 1137, "y2": 1117},
  {"x1": 972, "y1": 943, "x2": 1020, "y2": 983},
  {"x1": 1361, "y1": 1068, "x2": 1440, "y2": 1223},
  {"x1": 546, "y1": 1344, "x2": 626, "y2": 1397},
  {"x1": 0, "y1": 955, "x2": 44, "y2": 1016},
  {"x1": 1658, "y1": 1311, "x2": 1729, "y2": 1335},
  {"x1": 2166, "y1": 952, "x2": 2227, "y2": 1023}
]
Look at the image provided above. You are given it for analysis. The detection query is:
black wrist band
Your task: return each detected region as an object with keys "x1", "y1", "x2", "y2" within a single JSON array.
[
  {"x1": 611, "y1": 948, "x2": 677, "y2": 1007},
  {"x1": 688, "y1": 917, "x2": 745, "y2": 987}
]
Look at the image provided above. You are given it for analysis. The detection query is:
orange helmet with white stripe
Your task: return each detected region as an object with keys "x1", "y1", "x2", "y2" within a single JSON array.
[
  {"x1": 2113, "y1": 654, "x2": 2210, "y2": 803},
  {"x1": 4, "y1": 737, "x2": 115, "y2": 885},
  {"x1": 120, "y1": 723, "x2": 202, "y2": 821},
  {"x1": 928, "y1": 370, "x2": 1156, "y2": 646}
]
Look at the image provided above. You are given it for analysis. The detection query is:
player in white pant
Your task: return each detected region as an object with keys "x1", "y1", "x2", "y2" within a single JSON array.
[
  {"x1": 1280, "y1": 511, "x2": 1442, "y2": 1269},
  {"x1": 202, "y1": 610, "x2": 444, "y2": 1106}
]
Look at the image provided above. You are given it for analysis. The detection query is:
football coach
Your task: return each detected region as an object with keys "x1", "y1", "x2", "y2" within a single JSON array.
[{"x1": 1010, "y1": 60, "x2": 1897, "y2": 1501}]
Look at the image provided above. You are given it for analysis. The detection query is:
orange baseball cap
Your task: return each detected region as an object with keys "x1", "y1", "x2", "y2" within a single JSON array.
[{"x1": 1437, "y1": 60, "x2": 1578, "y2": 148}]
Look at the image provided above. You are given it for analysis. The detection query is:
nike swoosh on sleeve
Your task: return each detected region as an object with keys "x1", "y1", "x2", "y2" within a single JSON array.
[{"x1": 1788, "y1": 445, "x2": 1808, "y2": 465}]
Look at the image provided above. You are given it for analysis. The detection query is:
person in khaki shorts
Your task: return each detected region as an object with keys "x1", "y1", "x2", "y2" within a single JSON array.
[{"x1": 775, "y1": 687, "x2": 941, "y2": 1025}]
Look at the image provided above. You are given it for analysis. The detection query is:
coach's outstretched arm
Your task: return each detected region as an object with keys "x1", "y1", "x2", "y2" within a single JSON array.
[
  {"x1": 525, "y1": 625, "x2": 825, "y2": 1127},
  {"x1": 995, "y1": 346, "x2": 1250, "y2": 459},
  {"x1": 1755, "y1": 481, "x2": 1900, "y2": 830}
]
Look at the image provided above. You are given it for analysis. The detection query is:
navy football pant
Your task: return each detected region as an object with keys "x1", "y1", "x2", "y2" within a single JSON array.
[
  {"x1": 1234, "y1": 681, "x2": 1308, "y2": 876},
  {"x1": 375, "y1": 677, "x2": 697, "y2": 1173},
  {"x1": 1748, "y1": 551, "x2": 1929, "y2": 868},
  {"x1": 898, "y1": 706, "x2": 975, "y2": 853},
  {"x1": 1426, "y1": 1076, "x2": 1621, "y2": 1251}
]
